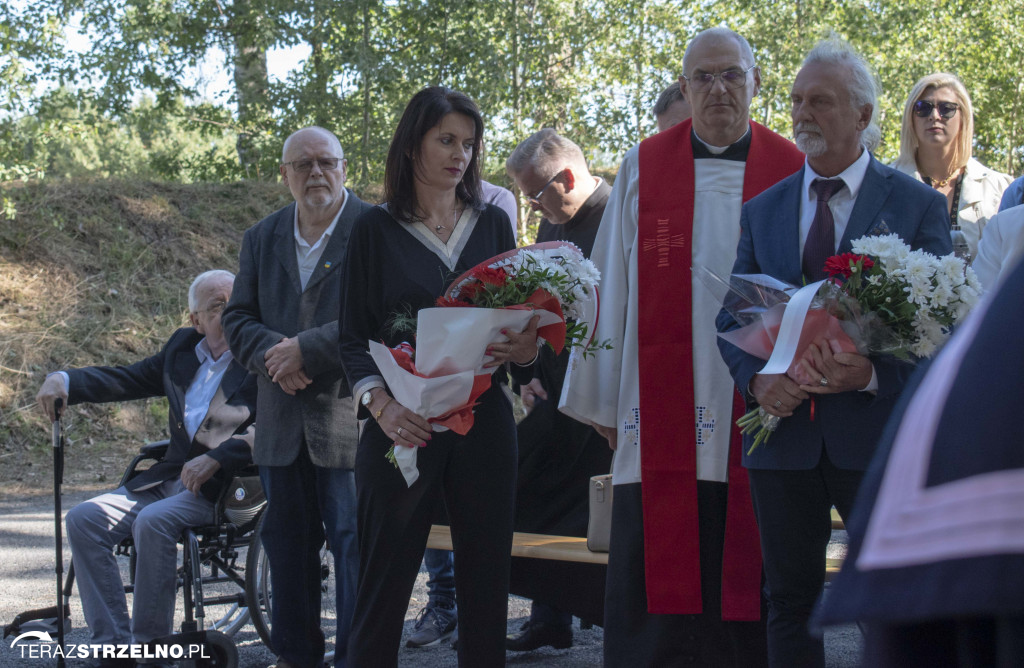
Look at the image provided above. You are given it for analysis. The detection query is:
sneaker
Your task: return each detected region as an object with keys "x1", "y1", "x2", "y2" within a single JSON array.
[{"x1": 406, "y1": 605, "x2": 457, "y2": 647}]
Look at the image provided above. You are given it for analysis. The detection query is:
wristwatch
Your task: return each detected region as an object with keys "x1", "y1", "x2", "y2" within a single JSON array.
[{"x1": 360, "y1": 390, "x2": 374, "y2": 408}]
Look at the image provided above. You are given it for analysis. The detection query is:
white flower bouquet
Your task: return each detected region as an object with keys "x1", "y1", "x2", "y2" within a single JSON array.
[{"x1": 708, "y1": 233, "x2": 981, "y2": 454}]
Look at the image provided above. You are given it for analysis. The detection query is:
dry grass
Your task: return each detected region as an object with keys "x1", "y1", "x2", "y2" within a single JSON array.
[{"x1": 0, "y1": 178, "x2": 296, "y2": 492}]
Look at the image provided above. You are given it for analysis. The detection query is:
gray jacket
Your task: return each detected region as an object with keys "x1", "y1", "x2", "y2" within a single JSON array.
[{"x1": 223, "y1": 191, "x2": 372, "y2": 468}]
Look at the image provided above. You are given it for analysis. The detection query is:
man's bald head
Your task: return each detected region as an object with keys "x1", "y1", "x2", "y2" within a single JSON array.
[{"x1": 281, "y1": 126, "x2": 344, "y2": 164}]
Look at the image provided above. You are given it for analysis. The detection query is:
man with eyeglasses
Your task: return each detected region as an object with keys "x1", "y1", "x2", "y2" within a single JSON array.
[
  {"x1": 35, "y1": 269, "x2": 256, "y2": 668},
  {"x1": 485, "y1": 128, "x2": 613, "y2": 652},
  {"x1": 717, "y1": 37, "x2": 949, "y2": 668},
  {"x1": 561, "y1": 27, "x2": 804, "y2": 666},
  {"x1": 222, "y1": 126, "x2": 372, "y2": 668}
]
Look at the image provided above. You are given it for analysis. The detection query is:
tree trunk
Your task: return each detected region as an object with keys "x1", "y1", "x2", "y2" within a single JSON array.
[{"x1": 233, "y1": 37, "x2": 269, "y2": 177}]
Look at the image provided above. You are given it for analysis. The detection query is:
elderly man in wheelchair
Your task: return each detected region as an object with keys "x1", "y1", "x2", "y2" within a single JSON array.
[{"x1": 35, "y1": 270, "x2": 257, "y2": 668}]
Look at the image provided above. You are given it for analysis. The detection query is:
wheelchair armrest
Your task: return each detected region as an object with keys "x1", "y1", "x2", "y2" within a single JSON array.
[
  {"x1": 118, "y1": 440, "x2": 172, "y2": 488},
  {"x1": 139, "y1": 440, "x2": 171, "y2": 459}
]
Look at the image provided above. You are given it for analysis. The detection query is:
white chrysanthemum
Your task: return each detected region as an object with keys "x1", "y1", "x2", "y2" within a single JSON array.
[
  {"x1": 911, "y1": 337, "x2": 937, "y2": 358},
  {"x1": 852, "y1": 233, "x2": 909, "y2": 259},
  {"x1": 963, "y1": 266, "x2": 982, "y2": 292},
  {"x1": 903, "y1": 252, "x2": 936, "y2": 283},
  {"x1": 905, "y1": 277, "x2": 933, "y2": 305},
  {"x1": 934, "y1": 282, "x2": 955, "y2": 308},
  {"x1": 575, "y1": 258, "x2": 602, "y2": 288},
  {"x1": 564, "y1": 301, "x2": 585, "y2": 320}
]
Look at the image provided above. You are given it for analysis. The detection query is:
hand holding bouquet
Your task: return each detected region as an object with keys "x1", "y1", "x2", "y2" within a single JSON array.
[
  {"x1": 708, "y1": 233, "x2": 981, "y2": 454},
  {"x1": 372, "y1": 241, "x2": 609, "y2": 485}
]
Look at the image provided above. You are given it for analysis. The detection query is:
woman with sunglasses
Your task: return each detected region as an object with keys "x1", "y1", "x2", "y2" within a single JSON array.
[
  {"x1": 893, "y1": 73, "x2": 1011, "y2": 261},
  {"x1": 339, "y1": 86, "x2": 538, "y2": 667}
]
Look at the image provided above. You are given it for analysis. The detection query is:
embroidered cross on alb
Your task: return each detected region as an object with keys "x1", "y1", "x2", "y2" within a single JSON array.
[
  {"x1": 623, "y1": 407, "x2": 641, "y2": 447},
  {"x1": 695, "y1": 405, "x2": 716, "y2": 448}
]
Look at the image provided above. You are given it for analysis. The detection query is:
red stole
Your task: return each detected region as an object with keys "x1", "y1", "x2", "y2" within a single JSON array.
[{"x1": 636, "y1": 119, "x2": 805, "y2": 618}]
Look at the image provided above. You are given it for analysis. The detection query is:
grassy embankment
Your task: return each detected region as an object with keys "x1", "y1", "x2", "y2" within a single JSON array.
[{"x1": 0, "y1": 179, "x2": 295, "y2": 493}]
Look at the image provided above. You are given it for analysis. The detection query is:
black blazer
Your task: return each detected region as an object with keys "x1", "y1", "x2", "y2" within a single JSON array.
[
  {"x1": 67, "y1": 327, "x2": 257, "y2": 502},
  {"x1": 223, "y1": 191, "x2": 372, "y2": 468}
]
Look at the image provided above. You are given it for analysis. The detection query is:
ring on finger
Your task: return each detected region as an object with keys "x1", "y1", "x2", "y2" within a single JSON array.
[
  {"x1": 819, "y1": 376, "x2": 829, "y2": 387},
  {"x1": 396, "y1": 426, "x2": 404, "y2": 437},
  {"x1": 774, "y1": 399, "x2": 782, "y2": 409}
]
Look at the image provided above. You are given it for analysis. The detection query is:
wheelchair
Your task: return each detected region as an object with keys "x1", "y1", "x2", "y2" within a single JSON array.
[{"x1": 4, "y1": 440, "x2": 275, "y2": 666}]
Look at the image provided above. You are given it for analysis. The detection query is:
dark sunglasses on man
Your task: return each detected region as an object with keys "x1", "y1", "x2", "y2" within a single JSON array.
[{"x1": 913, "y1": 100, "x2": 959, "y2": 120}]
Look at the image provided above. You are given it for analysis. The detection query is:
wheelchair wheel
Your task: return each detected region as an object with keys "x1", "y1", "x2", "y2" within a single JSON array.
[
  {"x1": 207, "y1": 602, "x2": 250, "y2": 637},
  {"x1": 244, "y1": 512, "x2": 273, "y2": 650}
]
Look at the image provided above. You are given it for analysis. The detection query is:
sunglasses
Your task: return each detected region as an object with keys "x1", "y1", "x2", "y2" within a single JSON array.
[{"x1": 913, "y1": 100, "x2": 959, "y2": 120}]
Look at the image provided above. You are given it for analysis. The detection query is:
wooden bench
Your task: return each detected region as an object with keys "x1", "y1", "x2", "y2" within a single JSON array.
[
  {"x1": 427, "y1": 523, "x2": 844, "y2": 580},
  {"x1": 427, "y1": 525, "x2": 607, "y2": 565}
]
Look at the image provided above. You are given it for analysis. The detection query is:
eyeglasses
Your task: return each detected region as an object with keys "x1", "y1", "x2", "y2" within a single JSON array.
[
  {"x1": 913, "y1": 100, "x2": 959, "y2": 120},
  {"x1": 281, "y1": 157, "x2": 343, "y2": 173},
  {"x1": 683, "y1": 64, "x2": 757, "y2": 92},
  {"x1": 527, "y1": 170, "x2": 565, "y2": 204}
]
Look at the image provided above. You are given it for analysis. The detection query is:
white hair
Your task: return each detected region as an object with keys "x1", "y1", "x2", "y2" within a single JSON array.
[
  {"x1": 802, "y1": 35, "x2": 882, "y2": 151},
  {"x1": 188, "y1": 270, "x2": 235, "y2": 312},
  {"x1": 281, "y1": 126, "x2": 344, "y2": 163}
]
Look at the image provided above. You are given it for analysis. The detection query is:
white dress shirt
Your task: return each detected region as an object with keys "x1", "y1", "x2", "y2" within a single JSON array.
[
  {"x1": 293, "y1": 193, "x2": 348, "y2": 290},
  {"x1": 183, "y1": 338, "x2": 234, "y2": 440},
  {"x1": 798, "y1": 148, "x2": 872, "y2": 257}
]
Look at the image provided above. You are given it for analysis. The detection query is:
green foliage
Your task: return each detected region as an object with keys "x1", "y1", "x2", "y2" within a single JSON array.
[
  {"x1": 0, "y1": 178, "x2": 294, "y2": 486},
  {"x1": 2, "y1": 0, "x2": 1023, "y2": 192}
]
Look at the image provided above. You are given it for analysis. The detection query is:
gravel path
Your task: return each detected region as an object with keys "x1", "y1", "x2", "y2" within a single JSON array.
[{"x1": 0, "y1": 489, "x2": 858, "y2": 667}]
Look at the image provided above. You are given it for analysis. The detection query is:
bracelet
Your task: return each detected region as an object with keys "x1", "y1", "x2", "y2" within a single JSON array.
[
  {"x1": 373, "y1": 396, "x2": 394, "y2": 420},
  {"x1": 512, "y1": 346, "x2": 541, "y2": 368}
]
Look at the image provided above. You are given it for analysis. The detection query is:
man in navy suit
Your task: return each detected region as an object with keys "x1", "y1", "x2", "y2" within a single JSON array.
[
  {"x1": 36, "y1": 270, "x2": 256, "y2": 667},
  {"x1": 716, "y1": 37, "x2": 952, "y2": 668},
  {"x1": 222, "y1": 126, "x2": 372, "y2": 668}
]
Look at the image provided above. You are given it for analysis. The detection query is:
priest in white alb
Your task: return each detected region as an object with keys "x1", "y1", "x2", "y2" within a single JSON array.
[{"x1": 560, "y1": 27, "x2": 804, "y2": 666}]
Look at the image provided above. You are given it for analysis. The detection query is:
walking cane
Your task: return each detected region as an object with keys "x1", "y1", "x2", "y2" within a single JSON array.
[{"x1": 52, "y1": 397, "x2": 66, "y2": 668}]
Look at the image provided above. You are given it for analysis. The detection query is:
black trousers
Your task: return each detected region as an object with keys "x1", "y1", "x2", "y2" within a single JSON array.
[
  {"x1": 604, "y1": 481, "x2": 768, "y2": 668},
  {"x1": 748, "y1": 448, "x2": 863, "y2": 668},
  {"x1": 345, "y1": 385, "x2": 516, "y2": 668},
  {"x1": 864, "y1": 616, "x2": 1024, "y2": 668}
]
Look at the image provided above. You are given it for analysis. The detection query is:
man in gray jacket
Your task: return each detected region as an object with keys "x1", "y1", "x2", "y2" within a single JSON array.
[{"x1": 223, "y1": 126, "x2": 371, "y2": 668}]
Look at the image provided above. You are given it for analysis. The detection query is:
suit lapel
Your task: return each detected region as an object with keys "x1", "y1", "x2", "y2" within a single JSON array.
[
  {"x1": 777, "y1": 171, "x2": 806, "y2": 284},
  {"x1": 214, "y1": 361, "x2": 247, "y2": 405},
  {"x1": 170, "y1": 348, "x2": 200, "y2": 419},
  {"x1": 273, "y1": 204, "x2": 303, "y2": 294},
  {"x1": 841, "y1": 156, "x2": 891, "y2": 252}
]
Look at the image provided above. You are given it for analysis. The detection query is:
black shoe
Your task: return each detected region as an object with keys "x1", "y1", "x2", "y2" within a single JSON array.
[{"x1": 505, "y1": 621, "x2": 573, "y2": 651}]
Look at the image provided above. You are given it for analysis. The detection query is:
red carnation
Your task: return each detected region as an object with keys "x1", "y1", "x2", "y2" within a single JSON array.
[
  {"x1": 824, "y1": 253, "x2": 874, "y2": 278},
  {"x1": 475, "y1": 266, "x2": 508, "y2": 286}
]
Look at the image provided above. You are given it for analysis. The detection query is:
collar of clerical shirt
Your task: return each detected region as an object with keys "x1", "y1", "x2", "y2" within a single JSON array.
[{"x1": 691, "y1": 126, "x2": 751, "y2": 161}]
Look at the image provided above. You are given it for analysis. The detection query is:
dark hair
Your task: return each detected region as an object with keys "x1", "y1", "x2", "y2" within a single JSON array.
[
  {"x1": 384, "y1": 86, "x2": 484, "y2": 222},
  {"x1": 652, "y1": 82, "x2": 684, "y2": 117}
]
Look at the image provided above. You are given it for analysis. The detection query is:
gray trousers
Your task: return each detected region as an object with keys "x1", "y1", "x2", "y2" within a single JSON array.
[{"x1": 65, "y1": 479, "x2": 214, "y2": 644}]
